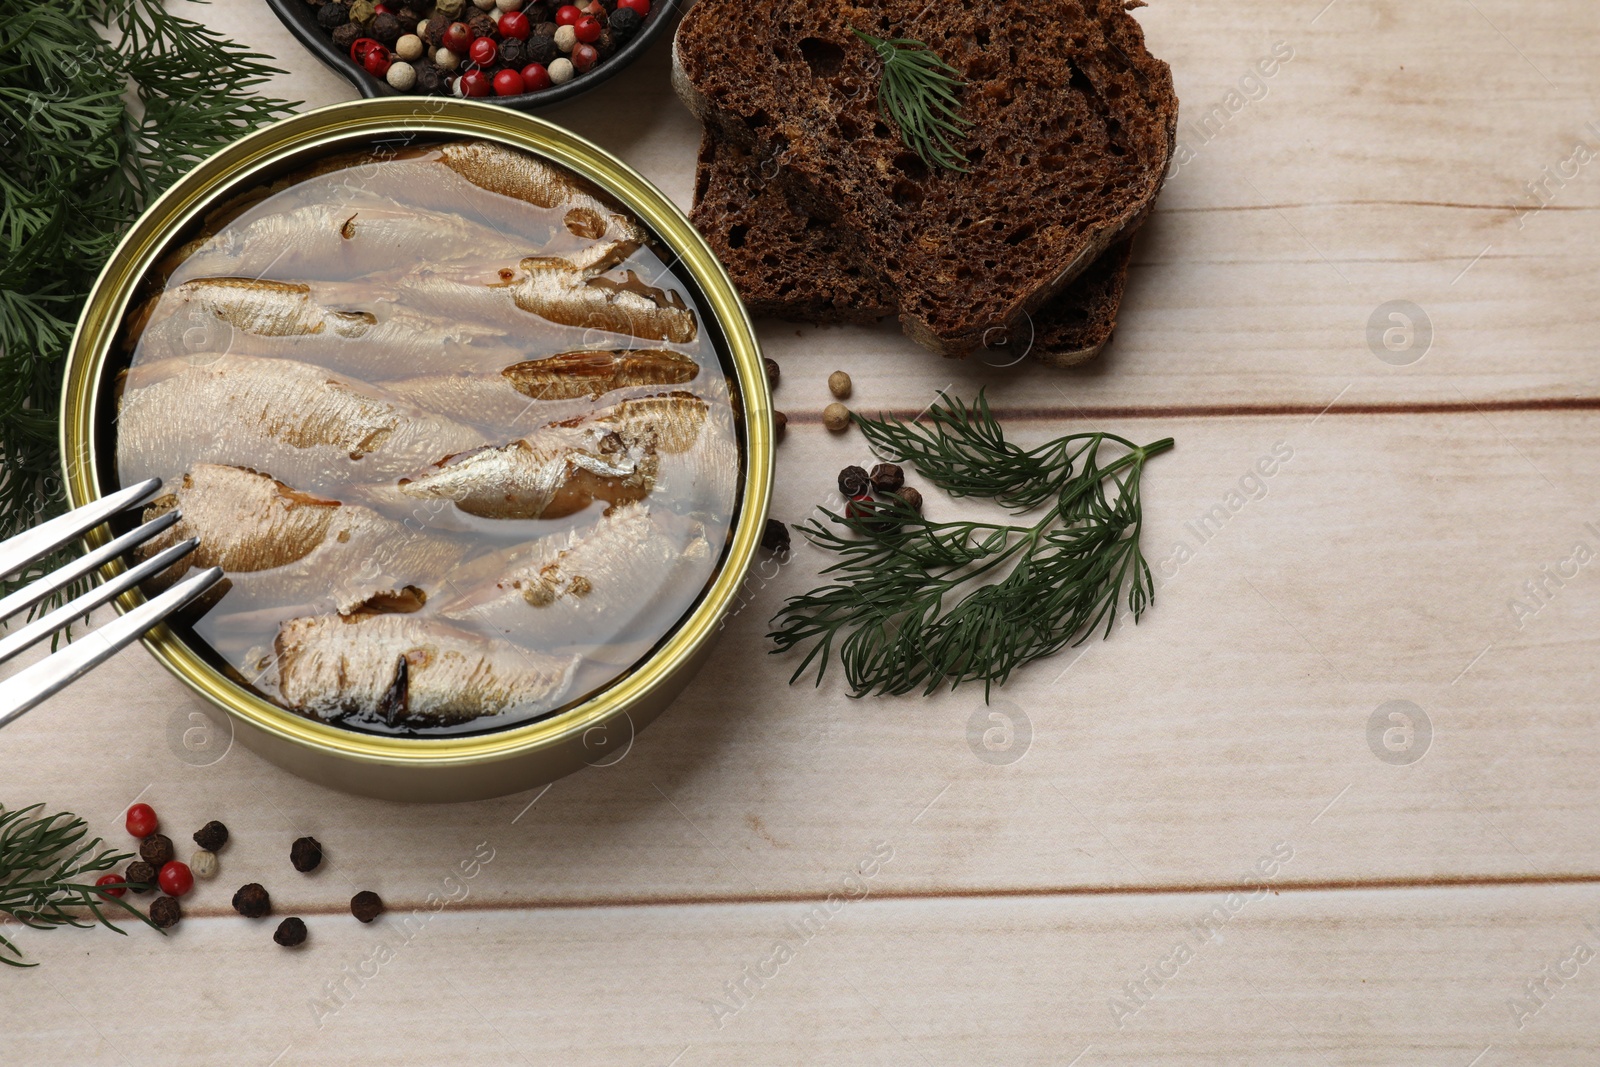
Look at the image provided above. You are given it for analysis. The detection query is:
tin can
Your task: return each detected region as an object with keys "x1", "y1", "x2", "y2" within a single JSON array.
[{"x1": 60, "y1": 99, "x2": 770, "y2": 801}]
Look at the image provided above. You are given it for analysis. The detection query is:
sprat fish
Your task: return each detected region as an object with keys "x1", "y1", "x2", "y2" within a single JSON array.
[
  {"x1": 138, "y1": 465, "x2": 470, "y2": 615},
  {"x1": 274, "y1": 613, "x2": 579, "y2": 727},
  {"x1": 117, "y1": 353, "x2": 484, "y2": 489}
]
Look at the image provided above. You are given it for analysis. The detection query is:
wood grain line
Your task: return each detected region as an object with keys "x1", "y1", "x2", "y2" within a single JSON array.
[
  {"x1": 169, "y1": 872, "x2": 1600, "y2": 920},
  {"x1": 1159, "y1": 199, "x2": 1598, "y2": 214},
  {"x1": 784, "y1": 396, "x2": 1600, "y2": 425}
]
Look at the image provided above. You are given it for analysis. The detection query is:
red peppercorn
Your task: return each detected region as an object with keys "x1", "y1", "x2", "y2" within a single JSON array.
[
  {"x1": 573, "y1": 14, "x2": 601, "y2": 43},
  {"x1": 158, "y1": 861, "x2": 194, "y2": 897},
  {"x1": 616, "y1": 0, "x2": 649, "y2": 15},
  {"x1": 555, "y1": 4, "x2": 581, "y2": 25},
  {"x1": 468, "y1": 36, "x2": 497, "y2": 65},
  {"x1": 95, "y1": 873, "x2": 127, "y2": 899},
  {"x1": 441, "y1": 20, "x2": 472, "y2": 53},
  {"x1": 362, "y1": 48, "x2": 393, "y2": 77},
  {"x1": 493, "y1": 68, "x2": 525, "y2": 95},
  {"x1": 125, "y1": 803, "x2": 158, "y2": 838},
  {"x1": 350, "y1": 37, "x2": 385, "y2": 64},
  {"x1": 570, "y1": 41, "x2": 598, "y2": 72},
  {"x1": 373, "y1": 1, "x2": 392, "y2": 11},
  {"x1": 458, "y1": 68, "x2": 491, "y2": 96},
  {"x1": 521, "y1": 62, "x2": 551, "y2": 89},
  {"x1": 498, "y1": 11, "x2": 531, "y2": 39}
]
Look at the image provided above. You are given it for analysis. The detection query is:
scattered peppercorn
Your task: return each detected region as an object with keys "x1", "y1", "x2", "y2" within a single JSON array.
[
  {"x1": 125, "y1": 860, "x2": 157, "y2": 893},
  {"x1": 845, "y1": 497, "x2": 876, "y2": 522},
  {"x1": 895, "y1": 487, "x2": 924, "y2": 514},
  {"x1": 190, "y1": 849, "x2": 220, "y2": 881},
  {"x1": 838, "y1": 465, "x2": 870, "y2": 497},
  {"x1": 139, "y1": 833, "x2": 175, "y2": 868},
  {"x1": 291, "y1": 836, "x2": 324, "y2": 873},
  {"x1": 828, "y1": 370, "x2": 853, "y2": 399},
  {"x1": 192, "y1": 820, "x2": 229, "y2": 852},
  {"x1": 125, "y1": 803, "x2": 159, "y2": 839},
  {"x1": 233, "y1": 883, "x2": 272, "y2": 919},
  {"x1": 761, "y1": 518, "x2": 791, "y2": 554},
  {"x1": 149, "y1": 896, "x2": 181, "y2": 930},
  {"x1": 823, "y1": 402, "x2": 851, "y2": 433},
  {"x1": 351, "y1": 891, "x2": 385, "y2": 923},
  {"x1": 158, "y1": 861, "x2": 195, "y2": 897},
  {"x1": 274, "y1": 917, "x2": 308, "y2": 947},
  {"x1": 763, "y1": 357, "x2": 780, "y2": 388},
  {"x1": 773, "y1": 410, "x2": 788, "y2": 439},
  {"x1": 869, "y1": 463, "x2": 904, "y2": 493},
  {"x1": 94, "y1": 873, "x2": 127, "y2": 899}
]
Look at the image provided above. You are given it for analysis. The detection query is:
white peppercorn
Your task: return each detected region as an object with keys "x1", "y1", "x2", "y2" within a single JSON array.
[
  {"x1": 190, "y1": 848, "x2": 219, "y2": 880},
  {"x1": 386, "y1": 61, "x2": 417, "y2": 90},
  {"x1": 823, "y1": 402, "x2": 850, "y2": 432},
  {"x1": 435, "y1": 46, "x2": 460, "y2": 69},
  {"x1": 828, "y1": 370, "x2": 852, "y2": 399},
  {"x1": 554, "y1": 24, "x2": 577, "y2": 52},
  {"x1": 395, "y1": 32, "x2": 424, "y2": 60},
  {"x1": 548, "y1": 56, "x2": 575, "y2": 83}
]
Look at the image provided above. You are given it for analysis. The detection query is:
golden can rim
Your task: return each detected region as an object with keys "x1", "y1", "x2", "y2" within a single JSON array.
[{"x1": 60, "y1": 98, "x2": 771, "y2": 770}]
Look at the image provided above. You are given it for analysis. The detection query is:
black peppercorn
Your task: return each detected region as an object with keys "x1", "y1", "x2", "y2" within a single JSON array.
[
  {"x1": 331, "y1": 21, "x2": 363, "y2": 50},
  {"x1": 895, "y1": 487, "x2": 924, "y2": 514},
  {"x1": 232, "y1": 882, "x2": 272, "y2": 918},
  {"x1": 274, "y1": 917, "x2": 308, "y2": 947},
  {"x1": 192, "y1": 820, "x2": 229, "y2": 852},
  {"x1": 422, "y1": 13, "x2": 449, "y2": 47},
  {"x1": 869, "y1": 462, "x2": 904, "y2": 493},
  {"x1": 763, "y1": 356, "x2": 780, "y2": 388},
  {"x1": 838, "y1": 465, "x2": 870, "y2": 498},
  {"x1": 773, "y1": 410, "x2": 788, "y2": 439},
  {"x1": 317, "y1": 2, "x2": 350, "y2": 29},
  {"x1": 351, "y1": 891, "x2": 385, "y2": 923},
  {"x1": 498, "y1": 35, "x2": 525, "y2": 67},
  {"x1": 125, "y1": 860, "x2": 157, "y2": 893},
  {"x1": 761, "y1": 518, "x2": 791, "y2": 554},
  {"x1": 524, "y1": 29, "x2": 557, "y2": 65},
  {"x1": 291, "y1": 836, "x2": 323, "y2": 873},
  {"x1": 139, "y1": 833, "x2": 175, "y2": 868},
  {"x1": 594, "y1": 27, "x2": 617, "y2": 61},
  {"x1": 523, "y1": 1, "x2": 552, "y2": 20},
  {"x1": 414, "y1": 59, "x2": 445, "y2": 94},
  {"x1": 396, "y1": 4, "x2": 421, "y2": 20},
  {"x1": 467, "y1": 10, "x2": 496, "y2": 38},
  {"x1": 372, "y1": 11, "x2": 402, "y2": 46},
  {"x1": 608, "y1": 6, "x2": 641, "y2": 38},
  {"x1": 149, "y1": 895, "x2": 181, "y2": 929}
]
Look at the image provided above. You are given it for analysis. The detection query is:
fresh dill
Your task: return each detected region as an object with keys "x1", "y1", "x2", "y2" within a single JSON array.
[
  {"x1": 851, "y1": 30, "x2": 972, "y2": 172},
  {"x1": 0, "y1": 804, "x2": 157, "y2": 966},
  {"x1": 769, "y1": 392, "x2": 1174, "y2": 698},
  {"x1": 0, "y1": 0, "x2": 296, "y2": 615}
]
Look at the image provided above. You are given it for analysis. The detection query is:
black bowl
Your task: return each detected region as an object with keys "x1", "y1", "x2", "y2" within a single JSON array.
[{"x1": 264, "y1": 0, "x2": 676, "y2": 110}]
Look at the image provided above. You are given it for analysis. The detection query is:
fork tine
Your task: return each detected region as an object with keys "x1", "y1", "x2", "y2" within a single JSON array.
[
  {"x1": 0, "y1": 510, "x2": 183, "y2": 625},
  {"x1": 0, "y1": 477, "x2": 163, "y2": 579},
  {"x1": 0, "y1": 537, "x2": 201, "y2": 666},
  {"x1": 0, "y1": 566, "x2": 224, "y2": 730}
]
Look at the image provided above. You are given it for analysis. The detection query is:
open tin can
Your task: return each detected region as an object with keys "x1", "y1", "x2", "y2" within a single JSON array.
[{"x1": 60, "y1": 99, "x2": 770, "y2": 802}]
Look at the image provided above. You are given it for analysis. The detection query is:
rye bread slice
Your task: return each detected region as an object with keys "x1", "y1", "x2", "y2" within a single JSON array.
[
  {"x1": 672, "y1": 0, "x2": 1176, "y2": 356},
  {"x1": 691, "y1": 133, "x2": 1135, "y2": 364}
]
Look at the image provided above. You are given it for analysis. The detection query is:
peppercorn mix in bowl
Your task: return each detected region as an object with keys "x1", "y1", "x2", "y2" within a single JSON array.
[
  {"x1": 266, "y1": 0, "x2": 670, "y2": 108},
  {"x1": 62, "y1": 99, "x2": 771, "y2": 801}
]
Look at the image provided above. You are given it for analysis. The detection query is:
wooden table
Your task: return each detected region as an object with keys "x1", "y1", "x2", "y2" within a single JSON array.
[{"x1": 10, "y1": 1, "x2": 1600, "y2": 1062}]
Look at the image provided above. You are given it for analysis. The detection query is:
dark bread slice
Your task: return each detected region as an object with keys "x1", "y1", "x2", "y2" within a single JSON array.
[
  {"x1": 672, "y1": 0, "x2": 1176, "y2": 356},
  {"x1": 690, "y1": 133, "x2": 1135, "y2": 365}
]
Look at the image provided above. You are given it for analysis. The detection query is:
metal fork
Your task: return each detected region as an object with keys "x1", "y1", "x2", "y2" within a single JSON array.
[{"x1": 0, "y1": 478, "x2": 223, "y2": 729}]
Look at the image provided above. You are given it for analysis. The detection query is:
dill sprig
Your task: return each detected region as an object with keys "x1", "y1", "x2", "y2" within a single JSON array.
[
  {"x1": 852, "y1": 30, "x2": 971, "y2": 172},
  {"x1": 0, "y1": 0, "x2": 296, "y2": 617},
  {"x1": 769, "y1": 392, "x2": 1173, "y2": 697},
  {"x1": 0, "y1": 804, "x2": 158, "y2": 966}
]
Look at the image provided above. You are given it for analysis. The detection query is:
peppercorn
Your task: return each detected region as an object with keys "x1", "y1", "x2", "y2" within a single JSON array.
[
  {"x1": 388, "y1": 60, "x2": 418, "y2": 89},
  {"x1": 351, "y1": 891, "x2": 385, "y2": 923},
  {"x1": 332, "y1": 21, "x2": 364, "y2": 49},
  {"x1": 548, "y1": 56, "x2": 574, "y2": 83},
  {"x1": 895, "y1": 486, "x2": 924, "y2": 514},
  {"x1": 415, "y1": 58, "x2": 446, "y2": 93},
  {"x1": 468, "y1": 34, "x2": 498, "y2": 64},
  {"x1": 125, "y1": 860, "x2": 157, "y2": 893},
  {"x1": 594, "y1": 27, "x2": 617, "y2": 60},
  {"x1": 348, "y1": 0, "x2": 376, "y2": 25},
  {"x1": 396, "y1": 4, "x2": 421, "y2": 19},
  {"x1": 845, "y1": 497, "x2": 876, "y2": 522},
  {"x1": 422, "y1": 13, "x2": 449, "y2": 45},
  {"x1": 441, "y1": 19, "x2": 471, "y2": 51},
  {"x1": 763, "y1": 357, "x2": 780, "y2": 388},
  {"x1": 190, "y1": 849, "x2": 219, "y2": 880},
  {"x1": 435, "y1": 46, "x2": 461, "y2": 70},
  {"x1": 372, "y1": 10, "x2": 402, "y2": 44},
  {"x1": 498, "y1": 35, "x2": 525, "y2": 67},
  {"x1": 149, "y1": 896, "x2": 181, "y2": 930},
  {"x1": 434, "y1": 0, "x2": 464, "y2": 16},
  {"x1": 274, "y1": 917, "x2": 308, "y2": 947},
  {"x1": 467, "y1": 9, "x2": 498, "y2": 38},
  {"x1": 317, "y1": 2, "x2": 350, "y2": 29},
  {"x1": 553, "y1": 23, "x2": 577, "y2": 52},
  {"x1": 95, "y1": 873, "x2": 127, "y2": 899},
  {"x1": 140, "y1": 833, "x2": 175, "y2": 868},
  {"x1": 159, "y1": 861, "x2": 194, "y2": 897},
  {"x1": 823, "y1": 402, "x2": 851, "y2": 432},
  {"x1": 125, "y1": 803, "x2": 159, "y2": 839},
  {"x1": 608, "y1": 7, "x2": 641, "y2": 39},
  {"x1": 524, "y1": 30, "x2": 557, "y2": 65},
  {"x1": 570, "y1": 41, "x2": 598, "y2": 71},
  {"x1": 838, "y1": 465, "x2": 870, "y2": 497},
  {"x1": 869, "y1": 463, "x2": 904, "y2": 493},
  {"x1": 232, "y1": 882, "x2": 272, "y2": 918},
  {"x1": 828, "y1": 370, "x2": 852, "y2": 399},
  {"x1": 761, "y1": 519, "x2": 790, "y2": 554},
  {"x1": 291, "y1": 836, "x2": 324, "y2": 873},
  {"x1": 773, "y1": 410, "x2": 788, "y2": 439},
  {"x1": 192, "y1": 820, "x2": 229, "y2": 852}
]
